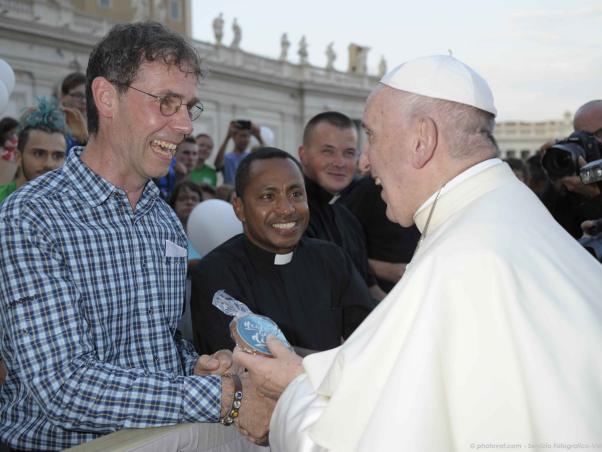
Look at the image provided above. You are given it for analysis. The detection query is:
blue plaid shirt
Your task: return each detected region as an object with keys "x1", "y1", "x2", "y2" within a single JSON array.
[{"x1": 0, "y1": 147, "x2": 221, "y2": 451}]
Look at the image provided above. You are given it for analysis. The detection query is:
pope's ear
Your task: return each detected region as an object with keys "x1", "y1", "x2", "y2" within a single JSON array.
[
  {"x1": 412, "y1": 116, "x2": 438, "y2": 169},
  {"x1": 232, "y1": 194, "x2": 245, "y2": 223},
  {"x1": 91, "y1": 76, "x2": 118, "y2": 120}
]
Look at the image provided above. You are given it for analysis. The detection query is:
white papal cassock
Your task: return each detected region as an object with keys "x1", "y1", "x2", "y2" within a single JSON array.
[{"x1": 269, "y1": 159, "x2": 602, "y2": 452}]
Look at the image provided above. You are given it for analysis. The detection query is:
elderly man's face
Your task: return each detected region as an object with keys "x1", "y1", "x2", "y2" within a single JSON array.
[
  {"x1": 233, "y1": 158, "x2": 309, "y2": 254},
  {"x1": 299, "y1": 122, "x2": 358, "y2": 194},
  {"x1": 363, "y1": 87, "x2": 417, "y2": 227}
]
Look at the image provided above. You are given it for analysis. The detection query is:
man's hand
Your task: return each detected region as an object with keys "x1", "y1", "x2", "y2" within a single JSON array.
[
  {"x1": 235, "y1": 373, "x2": 277, "y2": 445},
  {"x1": 233, "y1": 335, "x2": 303, "y2": 400},
  {"x1": 250, "y1": 122, "x2": 263, "y2": 143},
  {"x1": 194, "y1": 350, "x2": 240, "y2": 376},
  {"x1": 0, "y1": 359, "x2": 6, "y2": 385},
  {"x1": 558, "y1": 157, "x2": 601, "y2": 198},
  {"x1": 227, "y1": 121, "x2": 240, "y2": 139},
  {"x1": 368, "y1": 283, "x2": 386, "y2": 301},
  {"x1": 369, "y1": 258, "x2": 406, "y2": 283},
  {"x1": 581, "y1": 219, "x2": 602, "y2": 238},
  {"x1": 174, "y1": 161, "x2": 188, "y2": 177}
]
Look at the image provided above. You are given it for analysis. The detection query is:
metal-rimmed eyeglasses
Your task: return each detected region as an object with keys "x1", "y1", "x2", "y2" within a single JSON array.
[{"x1": 111, "y1": 81, "x2": 204, "y2": 121}]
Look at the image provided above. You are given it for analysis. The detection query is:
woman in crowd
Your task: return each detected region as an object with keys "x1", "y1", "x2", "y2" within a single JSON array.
[{"x1": 169, "y1": 180, "x2": 204, "y2": 262}]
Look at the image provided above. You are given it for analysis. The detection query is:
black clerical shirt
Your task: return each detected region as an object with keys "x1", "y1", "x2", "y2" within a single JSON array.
[
  {"x1": 304, "y1": 176, "x2": 377, "y2": 288},
  {"x1": 189, "y1": 235, "x2": 375, "y2": 355},
  {"x1": 341, "y1": 176, "x2": 421, "y2": 291}
]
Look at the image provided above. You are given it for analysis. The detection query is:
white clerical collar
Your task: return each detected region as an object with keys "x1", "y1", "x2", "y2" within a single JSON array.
[
  {"x1": 414, "y1": 158, "x2": 502, "y2": 221},
  {"x1": 274, "y1": 252, "x2": 293, "y2": 265}
]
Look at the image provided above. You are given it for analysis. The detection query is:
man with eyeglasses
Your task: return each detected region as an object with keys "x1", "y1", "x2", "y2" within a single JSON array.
[{"x1": 0, "y1": 22, "x2": 269, "y2": 452}]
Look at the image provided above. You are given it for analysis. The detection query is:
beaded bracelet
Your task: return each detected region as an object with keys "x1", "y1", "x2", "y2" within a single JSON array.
[{"x1": 220, "y1": 374, "x2": 243, "y2": 426}]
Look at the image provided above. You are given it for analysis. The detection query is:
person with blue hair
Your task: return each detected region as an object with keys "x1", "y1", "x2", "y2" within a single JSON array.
[{"x1": 0, "y1": 97, "x2": 68, "y2": 203}]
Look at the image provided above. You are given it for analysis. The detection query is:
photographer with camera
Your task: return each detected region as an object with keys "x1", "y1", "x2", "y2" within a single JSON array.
[
  {"x1": 540, "y1": 100, "x2": 602, "y2": 241},
  {"x1": 214, "y1": 119, "x2": 264, "y2": 184}
]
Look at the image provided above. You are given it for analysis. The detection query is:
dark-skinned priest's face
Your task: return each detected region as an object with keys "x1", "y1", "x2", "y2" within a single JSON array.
[{"x1": 233, "y1": 157, "x2": 310, "y2": 254}]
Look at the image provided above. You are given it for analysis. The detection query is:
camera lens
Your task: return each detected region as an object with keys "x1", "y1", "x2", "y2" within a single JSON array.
[
  {"x1": 542, "y1": 148, "x2": 576, "y2": 179},
  {"x1": 552, "y1": 151, "x2": 573, "y2": 174}
]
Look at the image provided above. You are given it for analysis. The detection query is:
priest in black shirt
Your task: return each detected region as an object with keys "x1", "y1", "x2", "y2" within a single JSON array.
[
  {"x1": 298, "y1": 111, "x2": 386, "y2": 301},
  {"x1": 189, "y1": 148, "x2": 375, "y2": 355}
]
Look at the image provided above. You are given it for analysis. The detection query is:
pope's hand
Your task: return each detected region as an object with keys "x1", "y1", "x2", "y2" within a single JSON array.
[
  {"x1": 194, "y1": 350, "x2": 240, "y2": 376},
  {"x1": 233, "y1": 335, "x2": 304, "y2": 400},
  {"x1": 236, "y1": 373, "x2": 276, "y2": 445}
]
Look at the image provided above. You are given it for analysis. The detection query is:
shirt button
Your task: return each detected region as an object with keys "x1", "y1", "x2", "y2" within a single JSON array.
[
  {"x1": 147, "y1": 308, "x2": 153, "y2": 315},
  {"x1": 153, "y1": 356, "x2": 160, "y2": 365},
  {"x1": 19, "y1": 328, "x2": 29, "y2": 336}
]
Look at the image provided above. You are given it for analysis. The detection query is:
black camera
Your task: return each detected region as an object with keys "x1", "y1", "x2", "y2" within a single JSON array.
[
  {"x1": 541, "y1": 131, "x2": 602, "y2": 182},
  {"x1": 235, "y1": 120, "x2": 251, "y2": 130}
]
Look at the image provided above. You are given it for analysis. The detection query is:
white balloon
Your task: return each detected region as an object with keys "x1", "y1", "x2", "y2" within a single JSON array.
[
  {"x1": 0, "y1": 59, "x2": 15, "y2": 94},
  {"x1": 260, "y1": 125, "x2": 275, "y2": 146},
  {"x1": 187, "y1": 199, "x2": 243, "y2": 257},
  {"x1": 0, "y1": 81, "x2": 8, "y2": 115}
]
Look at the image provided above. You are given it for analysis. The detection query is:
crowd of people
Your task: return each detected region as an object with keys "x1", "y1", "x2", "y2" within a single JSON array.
[{"x1": 0, "y1": 21, "x2": 601, "y2": 452}]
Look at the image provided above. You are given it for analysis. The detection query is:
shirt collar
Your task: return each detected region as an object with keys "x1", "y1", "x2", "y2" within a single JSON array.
[
  {"x1": 304, "y1": 176, "x2": 337, "y2": 204},
  {"x1": 242, "y1": 235, "x2": 296, "y2": 266},
  {"x1": 413, "y1": 158, "x2": 505, "y2": 234},
  {"x1": 64, "y1": 146, "x2": 161, "y2": 208}
]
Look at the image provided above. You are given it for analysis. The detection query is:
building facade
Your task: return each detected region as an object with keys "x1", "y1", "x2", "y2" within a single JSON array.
[
  {"x1": 0, "y1": 0, "x2": 573, "y2": 161},
  {"x1": 495, "y1": 112, "x2": 573, "y2": 160},
  {"x1": 0, "y1": 0, "x2": 375, "y2": 158}
]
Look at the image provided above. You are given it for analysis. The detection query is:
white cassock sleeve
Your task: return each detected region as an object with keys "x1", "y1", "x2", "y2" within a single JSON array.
[
  {"x1": 269, "y1": 164, "x2": 602, "y2": 451},
  {"x1": 268, "y1": 374, "x2": 328, "y2": 452}
]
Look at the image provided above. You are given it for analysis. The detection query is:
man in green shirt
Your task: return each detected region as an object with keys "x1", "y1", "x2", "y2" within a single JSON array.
[
  {"x1": 0, "y1": 98, "x2": 68, "y2": 204},
  {"x1": 188, "y1": 133, "x2": 217, "y2": 187}
]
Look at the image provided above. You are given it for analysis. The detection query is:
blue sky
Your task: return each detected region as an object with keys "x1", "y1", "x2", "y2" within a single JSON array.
[{"x1": 191, "y1": 0, "x2": 601, "y2": 121}]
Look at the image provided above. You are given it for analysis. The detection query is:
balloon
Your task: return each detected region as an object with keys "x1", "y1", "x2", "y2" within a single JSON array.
[
  {"x1": 187, "y1": 199, "x2": 243, "y2": 257},
  {"x1": 260, "y1": 126, "x2": 275, "y2": 146},
  {"x1": 0, "y1": 81, "x2": 8, "y2": 115},
  {"x1": 0, "y1": 59, "x2": 15, "y2": 94}
]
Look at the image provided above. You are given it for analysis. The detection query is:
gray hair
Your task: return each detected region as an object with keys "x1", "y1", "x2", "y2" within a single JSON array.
[{"x1": 399, "y1": 92, "x2": 499, "y2": 159}]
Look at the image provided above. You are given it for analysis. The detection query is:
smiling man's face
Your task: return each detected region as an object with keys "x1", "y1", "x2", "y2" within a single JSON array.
[
  {"x1": 299, "y1": 121, "x2": 358, "y2": 194},
  {"x1": 233, "y1": 157, "x2": 309, "y2": 254}
]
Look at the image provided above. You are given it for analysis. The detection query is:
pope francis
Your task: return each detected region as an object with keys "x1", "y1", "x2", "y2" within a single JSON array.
[{"x1": 233, "y1": 55, "x2": 602, "y2": 451}]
